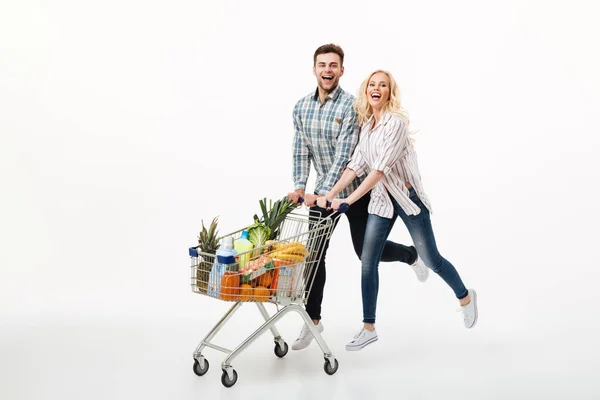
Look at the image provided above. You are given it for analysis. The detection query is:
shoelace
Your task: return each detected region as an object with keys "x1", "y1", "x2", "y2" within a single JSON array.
[
  {"x1": 457, "y1": 306, "x2": 472, "y2": 321},
  {"x1": 298, "y1": 325, "x2": 311, "y2": 340},
  {"x1": 411, "y1": 262, "x2": 427, "y2": 274},
  {"x1": 352, "y1": 329, "x2": 367, "y2": 342}
]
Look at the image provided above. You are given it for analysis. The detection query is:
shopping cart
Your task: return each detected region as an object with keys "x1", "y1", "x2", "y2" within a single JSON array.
[{"x1": 189, "y1": 203, "x2": 347, "y2": 388}]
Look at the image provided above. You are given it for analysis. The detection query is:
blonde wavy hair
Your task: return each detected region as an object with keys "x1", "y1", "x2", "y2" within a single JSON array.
[{"x1": 354, "y1": 70, "x2": 410, "y2": 127}]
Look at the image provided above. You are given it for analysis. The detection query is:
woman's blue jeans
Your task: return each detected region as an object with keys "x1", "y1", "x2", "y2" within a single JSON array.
[{"x1": 361, "y1": 187, "x2": 468, "y2": 323}]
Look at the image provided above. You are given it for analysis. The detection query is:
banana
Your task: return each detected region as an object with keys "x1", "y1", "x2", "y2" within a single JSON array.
[
  {"x1": 270, "y1": 251, "x2": 305, "y2": 263},
  {"x1": 274, "y1": 242, "x2": 307, "y2": 255},
  {"x1": 280, "y1": 246, "x2": 307, "y2": 257},
  {"x1": 263, "y1": 240, "x2": 277, "y2": 253},
  {"x1": 273, "y1": 241, "x2": 302, "y2": 250}
]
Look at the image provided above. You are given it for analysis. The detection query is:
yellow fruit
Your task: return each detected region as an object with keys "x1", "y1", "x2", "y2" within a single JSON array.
[
  {"x1": 280, "y1": 245, "x2": 307, "y2": 256},
  {"x1": 263, "y1": 240, "x2": 277, "y2": 253},
  {"x1": 274, "y1": 242, "x2": 306, "y2": 253},
  {"x1": 271, "y1": 252, "x2": 305, "y2": 263},
  {"x1": 280, "y1": 248, "x2": 307, "y2": 257}
]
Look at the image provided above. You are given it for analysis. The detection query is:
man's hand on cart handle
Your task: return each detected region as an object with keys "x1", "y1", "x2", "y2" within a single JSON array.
[
  {"x1": 303, "y1": 193, "x2": 320, "y2": 207},
  {"x1": 287, "y1": 190, "x2": 305, "y2": 205}
]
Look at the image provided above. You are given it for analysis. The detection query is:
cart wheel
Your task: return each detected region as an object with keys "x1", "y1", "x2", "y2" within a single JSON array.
[
  {"x1": 324, "y1": 357, "x2": 339, "y2": 375},
  {"x1": 221, "y1": 369, "x2": 238, "y2": 388},
  {"x1": 193, "y1": 358, "x2": 209, "y2": 376},
  {"x1": 274, "y1": 341, "x2": 289, "y2": 358}
]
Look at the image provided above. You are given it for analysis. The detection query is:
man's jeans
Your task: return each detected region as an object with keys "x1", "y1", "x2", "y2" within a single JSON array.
[
  {"x1": 305, "y1": 192, "x2": 417, "y2": 321},
  {"x1": 361, "y1": 187, "x2": 468, "y2": 323}
]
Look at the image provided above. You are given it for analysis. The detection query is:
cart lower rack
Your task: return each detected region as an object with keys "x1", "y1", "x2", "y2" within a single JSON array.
[{"x1": 189, "y1": 210, "x2": 340, "y2": 387}]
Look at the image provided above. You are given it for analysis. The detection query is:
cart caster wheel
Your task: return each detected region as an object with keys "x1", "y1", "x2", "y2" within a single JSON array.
[
  {"x1": 221, "y1": 369, "x2": 238, "y2": 388},
  {"x1": 324, "y1": 357, "x2": 339, "y2": 375},
  {"x1": 274, "y1": 341, "x2": 289, "y2": 358},
  {"x1": 193, "y1": 358, "x2": 209, "y2": 376}
]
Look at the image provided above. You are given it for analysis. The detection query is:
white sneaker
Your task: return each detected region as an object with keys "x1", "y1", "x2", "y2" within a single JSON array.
[
  {"x1": 461, "y1": 289, "x2": 478, "y2": 329},
  {"x1": 410, "y1": 256, "x2": 429, "y2": 282},
  {"x1": 291, "y1": 321, "x2": 324, "y2": 351},
  {"x1": 345, "y1": 328, "x2": 378, "y2": 351}
]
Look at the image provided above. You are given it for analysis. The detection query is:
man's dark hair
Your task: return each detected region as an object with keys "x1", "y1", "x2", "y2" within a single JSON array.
[{"x1": 313, "y1": 44, "x2": 345, "y2": 66}]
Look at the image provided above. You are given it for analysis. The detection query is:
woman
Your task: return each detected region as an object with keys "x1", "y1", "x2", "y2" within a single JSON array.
[{"x1": 317, "y1": 70, "x2": 478, "y2": 351}]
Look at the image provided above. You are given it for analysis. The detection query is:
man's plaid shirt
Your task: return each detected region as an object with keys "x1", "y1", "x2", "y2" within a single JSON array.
[{"x1": 292, "y1": 85, "x2": 363, "y2": 199}]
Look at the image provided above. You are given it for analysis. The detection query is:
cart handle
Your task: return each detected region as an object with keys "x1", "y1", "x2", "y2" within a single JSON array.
[{"x1": 298, "y1": 197, "x2": 349, "y2": 213}]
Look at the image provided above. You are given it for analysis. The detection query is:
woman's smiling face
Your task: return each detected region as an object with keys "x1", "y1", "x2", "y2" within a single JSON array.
[{"x1": 367, "y1": 72, "x2": 390, "y2": 110}]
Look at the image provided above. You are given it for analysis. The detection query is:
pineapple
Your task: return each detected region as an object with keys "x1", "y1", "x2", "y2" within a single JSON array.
[{"x1": 196, "y1": 217, "x2": 220, "y2": 293}]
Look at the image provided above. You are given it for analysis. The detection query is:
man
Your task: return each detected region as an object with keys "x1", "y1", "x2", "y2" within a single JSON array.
[{"x1": 288, "y1": 43, "x2": 429, "y2": 351}]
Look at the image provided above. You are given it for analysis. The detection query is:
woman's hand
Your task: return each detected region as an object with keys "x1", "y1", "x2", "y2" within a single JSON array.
[
  {"x1": 331, "y1": 198, "x2": 347, "y2": 211},
  {"x1": 316, "y1": 194, "x2": 330, "y2": 209}
]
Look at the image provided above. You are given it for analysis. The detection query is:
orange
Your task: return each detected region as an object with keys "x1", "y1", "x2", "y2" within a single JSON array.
[
  {"x1": 253, "y1": 286, "x2": 270, "y2": 302},
  {"x1": 239, "y1": 284, "x2": 253, "y2": 301}
]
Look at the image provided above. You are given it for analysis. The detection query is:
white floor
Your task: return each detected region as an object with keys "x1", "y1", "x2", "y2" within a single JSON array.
[
  {"x1": 3, "y1": 204, "x2": 599, "y2": 399},
  {"x1": 3, "y1": 211, "x2": 600, "y2": 399},
  {"x1": 2, "y1": 298, "x2": 598, "y2": 400}
]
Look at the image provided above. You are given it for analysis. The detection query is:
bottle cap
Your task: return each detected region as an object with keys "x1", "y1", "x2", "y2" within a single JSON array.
[
  {"x1": 222, "y1": 236, "x2": 234, "y2": 249},
  {"x1": 241, "y1": 230, "x2": 249, "y2": 240}
]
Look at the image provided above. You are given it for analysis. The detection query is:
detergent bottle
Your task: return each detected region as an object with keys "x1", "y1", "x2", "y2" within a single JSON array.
[{"x1": 234, "y1": 230, "x2": 253, "y2": 269}]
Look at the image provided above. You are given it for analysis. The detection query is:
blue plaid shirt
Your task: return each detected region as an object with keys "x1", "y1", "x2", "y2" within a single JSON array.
[{"x1": 292, "y1": 86, "x2": 363, "y2": 199}]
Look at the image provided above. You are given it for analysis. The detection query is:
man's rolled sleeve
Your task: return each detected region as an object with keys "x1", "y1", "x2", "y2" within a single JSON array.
[{"x1": 292, "y1": 110, "x2": 310, "y2": 190}]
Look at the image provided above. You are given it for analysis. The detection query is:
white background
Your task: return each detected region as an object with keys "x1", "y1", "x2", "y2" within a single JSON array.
[{"x1": 2, "y1": 0, "x2": 600, "y2": 398}]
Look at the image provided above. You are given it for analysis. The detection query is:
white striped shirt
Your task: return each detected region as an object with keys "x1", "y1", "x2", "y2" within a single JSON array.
[{"x1": 346, "y1": 112, "x2": 432, "y2": 218}]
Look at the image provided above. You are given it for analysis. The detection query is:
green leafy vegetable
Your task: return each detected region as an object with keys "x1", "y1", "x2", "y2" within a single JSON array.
[
  {"x1": 247, "y1": 218, "x2": 271, "y2": 249},
  {"x1": 253, "y1": 196, "x2": 297, "y2": 240}
]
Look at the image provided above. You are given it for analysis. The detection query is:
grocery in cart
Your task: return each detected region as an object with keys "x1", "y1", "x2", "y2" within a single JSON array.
[{"x1": 189, "y1": 197, "x2": 346, "y2": 387}]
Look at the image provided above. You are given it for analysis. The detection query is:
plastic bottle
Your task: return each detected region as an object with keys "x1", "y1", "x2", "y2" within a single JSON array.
[
  {"x1": 234, "y1": 230, "x2": 254, "y2": 269},
  {"x1": 207, "y1": 237, "x2": 237, "y2": 298},
  {"x1": 216, "y1": 236, "x2": 237, "y2": 266}
]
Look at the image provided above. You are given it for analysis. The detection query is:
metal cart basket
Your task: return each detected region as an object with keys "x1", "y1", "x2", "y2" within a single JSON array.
[{"x1": 189, "y1": 210, "x2": 340, "y2": 387}]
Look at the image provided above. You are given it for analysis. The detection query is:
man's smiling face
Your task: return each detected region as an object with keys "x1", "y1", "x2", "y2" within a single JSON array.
[{"x1": 313, "y1": 53, "x2": 344, "y2": 94}]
